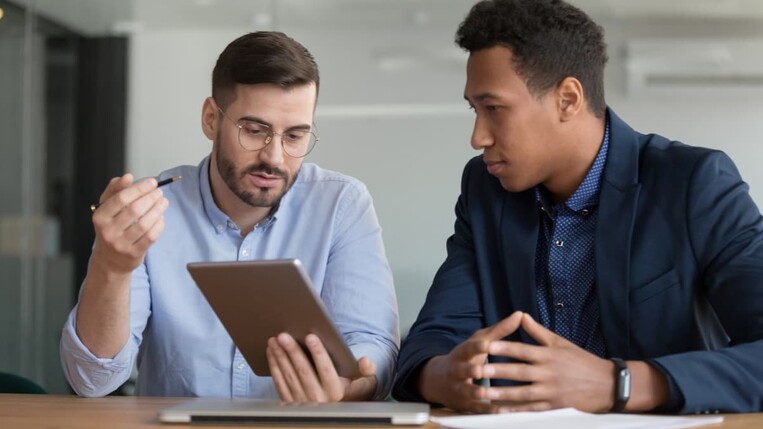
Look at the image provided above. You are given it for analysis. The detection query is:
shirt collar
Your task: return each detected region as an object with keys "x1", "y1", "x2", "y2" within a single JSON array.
[{"x1": 536, "y1": 119, "x2": 611, "y2": 214}]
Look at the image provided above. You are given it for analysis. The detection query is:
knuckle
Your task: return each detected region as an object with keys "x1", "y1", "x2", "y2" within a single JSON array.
[
  {"x1": 115, "y1": 193, "x2": 131, "y2": 207},
  {"x1": 296, "y1": 364, "x2": 312, "y2": 379},
  {"x1": 112, "y1": 242, "x2": 128, "y2": 255},
  {"x1": 145, "y1": 229, "x2": 161, "y2": 243},
  {"x1": 126, "y1": 204, "x2": 142, "y2": 219},
  {"x1": 91, "y1": 213, "x2": 105, "y2": 227},
  {"x1": 99, "y1": 229, "x2": 114, "y2": 243},
  {"x1": 328, "y1": 388, "x2": 343, "y2": 402},
  {"x1": 517, "y1": 364, "x2": 531, "y2": 380},
  {"x1": 521, "y1": 387, "x2": 537, "y2": 402},
  {"x1": 468, "y1": 364, "x2": 482, "y2": 379}
]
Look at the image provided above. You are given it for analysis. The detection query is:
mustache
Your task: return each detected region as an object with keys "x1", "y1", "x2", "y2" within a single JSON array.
[{"x1": 242, "y1": 164, "x2": 289, "y2": 180}]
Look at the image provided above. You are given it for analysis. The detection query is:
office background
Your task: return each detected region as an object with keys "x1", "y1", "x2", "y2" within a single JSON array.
[{"x1": 2, "y1": 0, "x2": 763, "y2": 394}]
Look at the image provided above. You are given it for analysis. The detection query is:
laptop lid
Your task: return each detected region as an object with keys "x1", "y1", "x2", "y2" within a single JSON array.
[{"x1": 159, "y1": 399, "x2": 430, "y2": 426}]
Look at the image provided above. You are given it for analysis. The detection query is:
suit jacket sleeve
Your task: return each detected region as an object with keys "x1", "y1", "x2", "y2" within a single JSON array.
[
  {"x1": 392, "y1": 159, "x2": 487, "y2": 402},
  {"x1": 652, "y1": 150, "x2": 763, "y2": 413}
]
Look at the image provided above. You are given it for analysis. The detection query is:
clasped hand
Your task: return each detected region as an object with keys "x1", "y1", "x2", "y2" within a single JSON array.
[
  {"x1": 267, "y1": 333, "x2": 378, "y2": 402},
  {"x1": 419, "y1": 311, "x2": 615, "y2": 413}
]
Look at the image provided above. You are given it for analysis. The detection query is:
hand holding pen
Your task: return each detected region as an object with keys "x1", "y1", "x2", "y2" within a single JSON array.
[
  {"x1": 90, "y1": 175, "x2": 181, "y2": 212},
  {"x1": 89, "y1": 174, "x2": 180, "y2": 275}
]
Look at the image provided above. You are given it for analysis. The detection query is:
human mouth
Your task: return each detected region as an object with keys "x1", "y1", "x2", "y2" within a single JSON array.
[
  {"x1": 248, "y1": 172, "x2": 283, "y2": 188},
  {"x1": 485, "y1": 160, "x2": 505, "y2": 176}
]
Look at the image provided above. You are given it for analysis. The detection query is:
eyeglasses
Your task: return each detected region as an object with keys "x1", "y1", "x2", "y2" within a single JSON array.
[{"x1": 216, "y1": 106, "x2": 319, "y2": 158}]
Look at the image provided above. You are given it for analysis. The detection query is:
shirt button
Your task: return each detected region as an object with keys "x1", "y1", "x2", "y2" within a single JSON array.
[
  {"x1": 242, "y1": 249, "x2": 249, "y2": 257},
  {"x1": 554, "y1": 239, "x2": 564, "y2": 247},
  {"x1": 556, "y1": 302, "x2": 565, "y2": 310},
  {"x1": 581, "y1": 209, "x2": 590, "y2": 216},
  {"x1": 236, "y1": 363, "x2": 245, "y2": 370},
  {"x1": 216, "y1": 224, "x2": 224, "y2": 231}
]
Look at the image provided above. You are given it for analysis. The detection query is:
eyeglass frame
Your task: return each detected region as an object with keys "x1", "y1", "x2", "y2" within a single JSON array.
[{"x1": 215, "y1": 105, "x2": 319, "y2": 158}]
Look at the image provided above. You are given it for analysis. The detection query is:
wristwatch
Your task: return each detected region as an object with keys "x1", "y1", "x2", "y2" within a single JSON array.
[{"x1": 610, "y1": 358, "x2": 631, "y2": 412}]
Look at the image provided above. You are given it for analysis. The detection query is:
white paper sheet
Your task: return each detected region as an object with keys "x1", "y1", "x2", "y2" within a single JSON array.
[{"x1": 431, "y1": 408, "x2": 724, "y2": 429}]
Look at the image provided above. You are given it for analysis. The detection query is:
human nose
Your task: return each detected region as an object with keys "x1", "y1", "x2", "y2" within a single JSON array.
[
  {"x1": 258, "y1": 132, "x2": 285, "y2": 166},
  {"x1": 470, "y1": 115, "x2": 494, "y2": 151}
]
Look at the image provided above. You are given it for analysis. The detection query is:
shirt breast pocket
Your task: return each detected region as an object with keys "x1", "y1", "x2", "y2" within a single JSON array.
[{"x1": 630, "y1": 268, "x2": 680, "y2": 305}]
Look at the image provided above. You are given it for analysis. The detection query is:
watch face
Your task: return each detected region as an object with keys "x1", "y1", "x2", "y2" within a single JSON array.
[
  {"x1": 611, "y1": 358, "x2": 630, "y2": 412},
  {"x1": 618, "y1": 369, "x2": 631, "y2": 399}
]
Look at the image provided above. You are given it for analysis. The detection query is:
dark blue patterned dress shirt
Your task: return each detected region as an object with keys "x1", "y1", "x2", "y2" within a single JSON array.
[{"x1": 534, "y1": 122, "x2": 610, "y2": 357}]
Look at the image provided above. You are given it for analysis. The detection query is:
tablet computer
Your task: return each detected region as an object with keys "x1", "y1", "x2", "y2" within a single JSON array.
[{"x1": 187, "y1": 259, "x2": 360, "y2": 378}]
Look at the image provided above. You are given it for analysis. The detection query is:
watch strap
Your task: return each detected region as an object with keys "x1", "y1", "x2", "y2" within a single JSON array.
[{"x1": 610, "y1": 357, "x2": 631, "y2": 413}]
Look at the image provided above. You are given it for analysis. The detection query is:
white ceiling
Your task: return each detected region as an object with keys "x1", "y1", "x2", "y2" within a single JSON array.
[{"x1": 11, "y1": 0, "x2": 763, "y2": 36}]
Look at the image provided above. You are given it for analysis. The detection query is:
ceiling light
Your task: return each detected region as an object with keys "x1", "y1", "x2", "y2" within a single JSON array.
[{"x1": 0, "y1": 7, "x2": 5, "y2": 20}]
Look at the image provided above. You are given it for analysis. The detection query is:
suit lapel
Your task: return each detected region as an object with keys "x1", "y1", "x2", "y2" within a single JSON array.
[
  {"x1": 596, "y1": 109, "x2": 642, "y2": 358},
  {"x1": 500, "y1": 190, "x2": 539, "y2": 343}
]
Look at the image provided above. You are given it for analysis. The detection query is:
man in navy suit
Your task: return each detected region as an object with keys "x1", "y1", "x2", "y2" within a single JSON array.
[{"x1": 393, "y1": 0, "x2": 763, "y2": 414}]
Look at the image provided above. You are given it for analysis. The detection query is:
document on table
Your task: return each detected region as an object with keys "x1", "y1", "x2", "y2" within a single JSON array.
[{"x1": 431, "y1": 408, "x2": 723, "y2": 429}]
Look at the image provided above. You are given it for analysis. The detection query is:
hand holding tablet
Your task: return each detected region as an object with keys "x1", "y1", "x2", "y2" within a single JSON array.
[{"x1": 187, "y1": 259, "x2": 361, "y2": 379}]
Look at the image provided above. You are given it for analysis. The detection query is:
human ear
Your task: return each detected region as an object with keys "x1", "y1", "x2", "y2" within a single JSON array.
[
  {"x1": 556, "y1": 77, "x2": 584, "y2": 121},
  {"x1": 201, "y1": 97, "x2": 219, "y2": 140}
]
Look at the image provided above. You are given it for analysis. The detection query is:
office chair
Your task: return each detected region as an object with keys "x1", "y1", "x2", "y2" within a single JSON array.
[{"x1": 0, "y1": 372, "x2": 47, "y2": 394}]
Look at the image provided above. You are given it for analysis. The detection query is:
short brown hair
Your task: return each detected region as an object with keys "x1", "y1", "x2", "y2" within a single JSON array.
[{"x1": 212, "y1": 31, "x2": 319, "y2": 109}]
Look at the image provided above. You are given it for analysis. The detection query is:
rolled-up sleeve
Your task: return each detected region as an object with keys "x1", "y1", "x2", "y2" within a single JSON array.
[{"x1": 60, "y1": 261, "x2": 152, "y2": 397}]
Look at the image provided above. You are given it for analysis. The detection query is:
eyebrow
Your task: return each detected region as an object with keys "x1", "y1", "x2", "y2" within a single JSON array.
[
  {"x1": 464, "y1": 93, "x2": 502, "y2": 103},
  {"x1": 238, "y1": 115, "x2": 312, "y2": 132}
]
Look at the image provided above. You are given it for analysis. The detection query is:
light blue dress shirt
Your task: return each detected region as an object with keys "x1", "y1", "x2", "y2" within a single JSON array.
[{"x1": 60, "y1": 156, "x2": 400, "y2": 399}]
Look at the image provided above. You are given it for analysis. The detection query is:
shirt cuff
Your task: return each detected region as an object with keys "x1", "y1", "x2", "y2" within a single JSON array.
[{"x1": 60, "y1": 307, "x2": 134, "y2": 396}]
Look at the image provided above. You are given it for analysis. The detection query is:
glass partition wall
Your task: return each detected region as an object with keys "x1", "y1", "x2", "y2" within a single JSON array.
[{"x1": 0, "y1": 0, "x2": 126, "y2": 394}]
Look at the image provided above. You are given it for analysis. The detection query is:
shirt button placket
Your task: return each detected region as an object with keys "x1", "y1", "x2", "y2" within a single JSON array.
[{"x1": 232, "y1": 350, "x2": 248, "y2": 397}]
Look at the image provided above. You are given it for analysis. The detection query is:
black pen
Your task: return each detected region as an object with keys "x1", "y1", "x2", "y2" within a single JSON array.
[{"x1": 89, "y1": 175, "x2": 182, "y2": 213}]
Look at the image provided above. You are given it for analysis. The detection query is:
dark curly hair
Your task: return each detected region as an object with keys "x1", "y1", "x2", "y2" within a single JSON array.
[
  {"x1": 212, "y1": 31, "x2": 319, "y2": 109},
  {"x1": 456, "y1": 0, "x2": 608, "y2": 118}
]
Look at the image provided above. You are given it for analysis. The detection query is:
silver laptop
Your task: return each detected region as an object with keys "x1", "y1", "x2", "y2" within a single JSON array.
[{"x1": 159, "y1": 399, "x2": 430, "y2": 425}]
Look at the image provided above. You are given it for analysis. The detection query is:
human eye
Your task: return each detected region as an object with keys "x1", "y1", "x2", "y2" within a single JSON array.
[
  {"x1": 241, "y1": 122, "x2": 269, "y2": 137},
  {"x1": 284, "y1": 130, "x2": 308, "y2": 144}
]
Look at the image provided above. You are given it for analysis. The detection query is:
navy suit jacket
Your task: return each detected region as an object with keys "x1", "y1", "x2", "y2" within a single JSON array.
[{"x1": 393, "y1": 110, "x2": 763, "y2": 413}]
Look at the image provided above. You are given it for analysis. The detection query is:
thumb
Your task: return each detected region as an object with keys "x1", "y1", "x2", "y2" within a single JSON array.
[
  {"x1": 357, "y1": 357, "x2": 377, "y2": 377},
  {"x1": 100, "y1": 173, "x2": 134, "y2": 203}
]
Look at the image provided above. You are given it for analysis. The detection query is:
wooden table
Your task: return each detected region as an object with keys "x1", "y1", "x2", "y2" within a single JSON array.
[{"x1": 0, "y1": 394, "x2": 760, "y2": 428}]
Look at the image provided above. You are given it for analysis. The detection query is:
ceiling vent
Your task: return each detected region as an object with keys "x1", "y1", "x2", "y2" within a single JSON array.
[{"x1": 625, "y1": 39, "x2": 763, "y2": 97}]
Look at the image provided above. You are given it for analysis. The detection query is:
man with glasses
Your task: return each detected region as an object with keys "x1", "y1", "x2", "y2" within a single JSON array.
[{"x1": 61, "y1": 32, "x2": 399, "y2": 402}]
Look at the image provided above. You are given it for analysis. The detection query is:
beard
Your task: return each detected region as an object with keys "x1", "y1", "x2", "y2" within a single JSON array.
[{"x1": 215, "y1": 141, "x2": 298, "y2": 208}]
